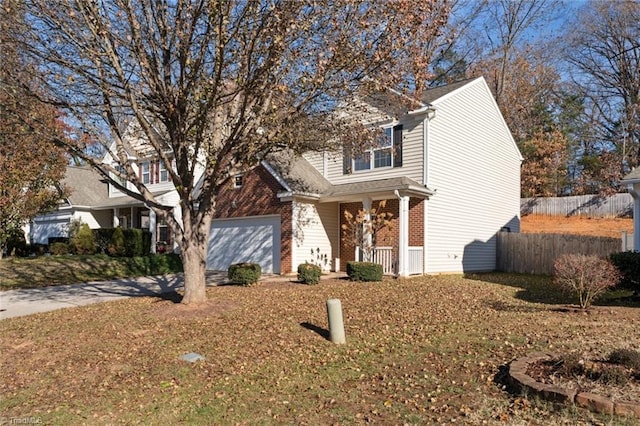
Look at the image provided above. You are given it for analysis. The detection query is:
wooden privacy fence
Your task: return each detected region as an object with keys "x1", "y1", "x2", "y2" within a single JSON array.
[
  {"x1": 496, "y1": 232, "x2": 625, "y2": 275},
  {"x1": 521, "y1": 194, "x2": 633, "y2": 217}
]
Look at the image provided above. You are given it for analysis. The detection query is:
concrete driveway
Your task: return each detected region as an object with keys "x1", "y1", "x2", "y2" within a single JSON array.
[{"x1": 0, "y1": 271, "x2": 228, "y2": 320}]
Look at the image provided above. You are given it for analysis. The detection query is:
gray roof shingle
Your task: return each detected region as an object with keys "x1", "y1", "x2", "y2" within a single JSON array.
[
  {"x1": 62, "y1": 166, "x2": 110, "y2": 207},
  {"x1": 421, "y1": 78, "x2": 478, "y2": 104}
]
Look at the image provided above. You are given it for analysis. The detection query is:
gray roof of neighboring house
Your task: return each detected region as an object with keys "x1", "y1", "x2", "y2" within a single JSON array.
[
  {"x1": 622, "y1": 167, "x2": 640, "y2": 183},
  {"x1": 62, "y1": 166, "x2": 111, "y2": 207}
]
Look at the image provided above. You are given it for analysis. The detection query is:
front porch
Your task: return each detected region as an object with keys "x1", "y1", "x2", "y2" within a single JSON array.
[
  {"x1": 321, "y1": 177, "x2": 433, "y2": 277},
  {"x1": 96, "y1": 196, "x2": 178, "y2": 253}
]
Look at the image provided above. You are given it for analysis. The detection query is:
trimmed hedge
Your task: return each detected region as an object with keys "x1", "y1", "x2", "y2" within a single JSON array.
[
  {"x1": 93, "y1": 228, "x2": 151, "y2": 257},
  {"x1": 346, "y1": 261, "x2": 383, "y2": 282},
  {"x1": 228, "y1": 262, "x2": 262, "y2": 286},
  {"x1": 109, "y1": 227, "x2": 126, "y2": 256},
  {"x1": 610, "y1": 251, "x2": 640, "y2": 293},
  {"x1": 123, "y1": 253, "x2": 183, "y2": 275},
  {"x1": 50, "y1": 242, "x2": 69, "y2": 255},
  {"x1": 71, "y1": 223, "x2": 96, "y2": 255},
  {"x1": 298, "y1": 263, "x2": 321, "y2": 285}
]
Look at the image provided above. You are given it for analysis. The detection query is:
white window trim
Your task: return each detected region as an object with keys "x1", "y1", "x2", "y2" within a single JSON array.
[
  {"x1": 141, "y1": 161, "x2": 150, "y2": 184},
  {"x1": 233, "y1": 174, "x2": 243, "y2": 188},
  {"x1": 159, "y1": 161, "x2": 169, "y2": 183},
  {"x1": 114, "y1": 164, "x2": 127, "y2": 187},
  {"x1": 353, "y1": 126, "x2": 394, "y2": 172}
]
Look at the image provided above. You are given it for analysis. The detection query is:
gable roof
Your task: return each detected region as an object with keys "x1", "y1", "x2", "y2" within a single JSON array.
[
  {"x1": 264, "y1": 151, "x2": 332, "y2": 195},
  {"x1": 421, "y1": 78, "x2": 480, "y2": 105},
  {"x1": 62, "y1": 166, "x2": 110, "y2": 207}
]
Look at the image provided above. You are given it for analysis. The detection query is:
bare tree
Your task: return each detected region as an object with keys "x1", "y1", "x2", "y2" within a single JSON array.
[
  {"x1": 18, "y1": 0, "x2": 449, "y2": 304},
  {"x1": 566, "y1": 0, "x2": 640, "y2": 172},
  {"x1": 477, "y1": 0, "x2": 560, "y2": 105}
]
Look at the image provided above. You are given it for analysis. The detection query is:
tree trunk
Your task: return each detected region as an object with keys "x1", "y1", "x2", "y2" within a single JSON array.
[{"x1": 180, "y1": 241, "x2": 208, "y2": 305}]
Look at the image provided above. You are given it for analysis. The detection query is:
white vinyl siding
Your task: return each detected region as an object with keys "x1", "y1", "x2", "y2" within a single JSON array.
[
  {"x1": 425, "y1": 78, "x2": 521, "y2": 273},
  {"x1": 320, "y1": 115, "x2": 424, "y2": 184},
  {"x1": 292, "y1": 201, "x2": 339, "y2": 271}
]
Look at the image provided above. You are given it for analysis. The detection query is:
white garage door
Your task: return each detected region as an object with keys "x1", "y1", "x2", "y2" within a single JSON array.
[{"x1": 207, "y1": 216, "x2": 281, "y2": 273}]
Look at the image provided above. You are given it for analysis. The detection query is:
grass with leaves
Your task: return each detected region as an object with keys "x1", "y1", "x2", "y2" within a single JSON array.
[
  {"x1": 1, "y1": 273, "x2": 638, "y2": 425},
  {"x1": 0, "y1": 254, "x2": 183, "y2": 290}
]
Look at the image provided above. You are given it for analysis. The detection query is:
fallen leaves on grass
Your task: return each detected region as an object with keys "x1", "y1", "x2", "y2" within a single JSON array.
[{"x1": 1, "y1": 274, "x2": 638, "y2": 425}]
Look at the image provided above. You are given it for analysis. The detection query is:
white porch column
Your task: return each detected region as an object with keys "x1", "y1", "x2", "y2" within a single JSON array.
[
  {"x1": 172, "y1": 205, "x2": 183, "y2": 253},
  {"x1": 112, "y1": 209, "x2": 119, "y2": 227},
  {"x1": 362, "y1": 197, "x2": 372, "y2": 261},
  {"x1": 398, "y1": 195, "x2": 410, "y2": 277},
  {"x1": 149, "y1": 209, "x2": 157, "y2": 253},
  {"x1": 631, "y1": 183, "x2": 640, "y2": 251}
]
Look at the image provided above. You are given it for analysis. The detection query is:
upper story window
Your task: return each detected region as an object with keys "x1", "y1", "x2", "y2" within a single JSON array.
[
  {"x1": 141, "y1": 161, "x2": 150, "y2": 184},
  {"x1": 352, "y1": 125, "x2": 403, "y2": 172},
  {"x1": 234, "y1": 174, "x2": 243, "y2": 188},
  {"x1": 114, "y1": 164, "x2": 127, "y2": 187},
  {"x1": 159, "y1": 161, "x2": 168, "y2": 183}
]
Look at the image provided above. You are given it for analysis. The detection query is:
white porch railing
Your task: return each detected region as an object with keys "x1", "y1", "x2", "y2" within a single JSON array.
[
  {"x1": 372, "y1": 246, "x2": 396, "y2": 275},
  {"x1": 407, "y1": 246, "x2": 424, "y2": 275},
  {"x1": 362, "y1": 246, "x2": 424, "y2": 276}
]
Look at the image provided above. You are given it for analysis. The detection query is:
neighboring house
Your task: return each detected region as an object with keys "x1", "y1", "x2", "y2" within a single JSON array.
[
  {"x1": 32, "y1": 76, "x2": 522, "y2": 275},
  {"x1": 621, "y1": 168, "x2": 640, "y2": 251},
  {"x1": 28, "y1": 166, "x2": 111, "y2": 244}
]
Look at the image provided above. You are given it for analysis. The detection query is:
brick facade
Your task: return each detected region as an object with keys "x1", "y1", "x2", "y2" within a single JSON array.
[
  {"x1": 213, "y1": 165, "x2": 292, "y2": 273},
  {"x1": 339, "y1": 198, "x2": 424, "y2": 271}
]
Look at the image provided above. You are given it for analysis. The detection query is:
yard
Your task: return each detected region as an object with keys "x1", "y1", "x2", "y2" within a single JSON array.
[
  {"x1": 521, "y1": 215, "x2": 633, "y2": 238},
  {"x1": 1, "y1": 273, "x2": 638, "y2": 425}
]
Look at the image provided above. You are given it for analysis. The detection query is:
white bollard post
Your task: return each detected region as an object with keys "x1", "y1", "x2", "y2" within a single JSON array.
[{"x1": 326, "y1": 298, "x2": 346, "y2": 344}]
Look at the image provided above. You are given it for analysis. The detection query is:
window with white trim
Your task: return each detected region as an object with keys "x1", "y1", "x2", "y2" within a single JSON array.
[
  {"x1": 141, "y1": 161, "x2": 150, "y2": 184},
  {"x1": 114, "y1": 164, "x2": 127, "y2": 187},
  {"x1": 352, "y1": 125, "x2": 402, "y2": 172},
  {"x1": 234, "y1": 174, "x2": 243, "y2": 188},
  {"x1": 159, "y1": 161, "x2": 168, "y2": 182}
]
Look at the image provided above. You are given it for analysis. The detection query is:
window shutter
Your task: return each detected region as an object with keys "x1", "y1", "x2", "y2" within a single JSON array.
[
  {"x1": 393, "y1": 124, "x2": 403, "y2": 168},
  {"x1": 343, "y1": 144, "x2": 352, "y2": 175},
  {"x1": 155, "y1": 160, "x2": 160, "y2": 183}
]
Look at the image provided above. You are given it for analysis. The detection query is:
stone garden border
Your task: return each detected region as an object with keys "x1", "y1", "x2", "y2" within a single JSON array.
[{"x1": 508, "y1": 352, "x2": 640, "y2": 418}]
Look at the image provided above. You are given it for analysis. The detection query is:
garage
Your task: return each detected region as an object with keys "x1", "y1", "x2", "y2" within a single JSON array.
[{"x1": 207, "y1": 215, "x2": 281, "y2": 273}]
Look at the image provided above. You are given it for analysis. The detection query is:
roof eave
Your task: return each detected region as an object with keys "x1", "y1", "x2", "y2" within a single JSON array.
[{"x1": 319, "y1": 183, "x2": 434, "y2": 203}]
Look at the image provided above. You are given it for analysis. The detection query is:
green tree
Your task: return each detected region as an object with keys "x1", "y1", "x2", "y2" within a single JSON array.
[{"x1": 0, "y1": 0, "x2": 68, "y2": 258}]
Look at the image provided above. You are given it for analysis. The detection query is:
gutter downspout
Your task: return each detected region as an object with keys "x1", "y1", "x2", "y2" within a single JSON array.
[
  {"x1": 629, "y1": 183, "x2": 640, "y2": 251},
  {"x1": 420, "y1": 107, "x2": 436, "y2": 274}
]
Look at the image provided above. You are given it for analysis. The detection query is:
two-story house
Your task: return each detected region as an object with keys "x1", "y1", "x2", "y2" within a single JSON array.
[{"x1": 31, "y1": 76, "x2": 522, "y2": 276}]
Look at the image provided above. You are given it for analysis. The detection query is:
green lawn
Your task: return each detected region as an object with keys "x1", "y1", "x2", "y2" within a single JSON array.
[
  {"x1": 0, "y1": 254, "x2": 183, "y2": 290},
  {"x1": 1, "y1": 273, "x2": 638, "y2": 425}
]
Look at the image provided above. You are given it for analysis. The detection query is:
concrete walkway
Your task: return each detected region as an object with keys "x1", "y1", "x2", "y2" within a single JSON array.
[{"x1": 0, "y1": 271, "x2": 345, "y2": 320}]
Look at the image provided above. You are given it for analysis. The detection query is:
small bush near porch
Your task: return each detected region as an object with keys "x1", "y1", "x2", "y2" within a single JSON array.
[
  {"x1": 2, "y1": 273, "x2": 637, "y2": 424},
  {"x1": 346, "y1": 261, "x2": 383, "y2": 281}
]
